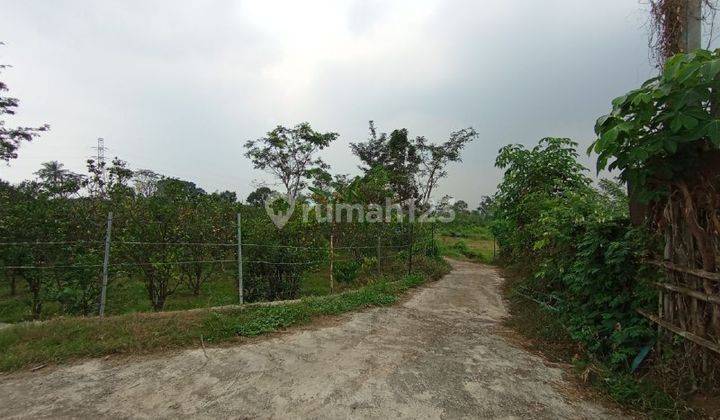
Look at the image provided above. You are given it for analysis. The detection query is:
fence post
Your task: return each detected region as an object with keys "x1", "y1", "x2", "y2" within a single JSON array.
[
  {"x1": 237, "y1": 212, "x2": 244, "y2": 305},
  {"x1": 377, "y1": 236, "x2": 381, "y2": 274},
  {"x1": 407, "y1": 223, "x2": 414, "y2": 275},
  {"x1": 329, "y1": 232, "x2": 335, "y2": 294},
  {"x1": 99, "y1": 211, "x2": 113, "y2": 317}
]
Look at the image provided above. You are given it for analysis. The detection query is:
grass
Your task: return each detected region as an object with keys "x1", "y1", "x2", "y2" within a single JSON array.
[
  {"x1": 437, "y1": 233, "x2": 496, "y2": 264},
  {"x1": 0, "y1": 259, "x2": 385, "y2": 323},
  {"x1": 434, "y1": 221, "x2": 496, "y2": 264},
  {"x1": 0, "y1": 257, "x2": 450, "y2": 372}
]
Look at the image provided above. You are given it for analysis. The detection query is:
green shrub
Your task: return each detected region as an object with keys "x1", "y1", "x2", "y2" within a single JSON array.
[{"x1": 333, "y1": 260, "x2": 361, "y2": 283}]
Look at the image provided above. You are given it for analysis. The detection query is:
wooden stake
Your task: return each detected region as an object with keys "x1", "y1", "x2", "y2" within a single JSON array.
[{"x1": 329, "y1": 232, "x2": 334, "y2": 294}]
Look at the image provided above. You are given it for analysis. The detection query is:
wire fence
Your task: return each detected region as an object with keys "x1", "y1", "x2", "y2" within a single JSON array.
[{"x1": 0, "y1": 211, "x2": 437, "y2": 320}]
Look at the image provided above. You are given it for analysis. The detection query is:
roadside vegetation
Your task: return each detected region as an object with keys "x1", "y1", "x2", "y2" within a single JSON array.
[
  {"x1": 491, "y1": 50, "x2": 720, "y2": 418},
  {"x1": 0, "y1": 258, "x2": 449, "y2": 372}
]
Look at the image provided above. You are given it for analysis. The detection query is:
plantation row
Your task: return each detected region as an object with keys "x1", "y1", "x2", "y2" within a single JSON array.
[
  {"x1": 0, "y1": 119, "x2": 476, "y2": 321},
  {"x1": 1, "y1": 181, "x2": 442, "y2": 320}
]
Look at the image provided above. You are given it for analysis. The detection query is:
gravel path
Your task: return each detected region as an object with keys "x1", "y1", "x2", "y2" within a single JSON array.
[{"x1": 0, "y1": 260, "x2": 626, "y2": 419}]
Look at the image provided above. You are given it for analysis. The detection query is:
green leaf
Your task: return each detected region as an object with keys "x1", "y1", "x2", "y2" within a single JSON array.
[
  {"x1": 701, "y1": 59, "x2": 720, "y2": 81},
  {"x1": 670, "y1": 116, "x2": 683, "y2": 133},
  {"x1": 630, "y1": 92, "x2": 651, "y2": 106},
  {"x1": 611, "y1": 94, "x2": 629, "y2": 108},
  {"x1": 679, "y1": 114, "x2": 698, "y2": 130},
  {"x1": 594, "y1": 114, "x2": 611, "y2": 134},
  {"x1": 704, "y1": 120, "x2": 720, "y2": 146},
  {"x1": 663, "y1": 138, "x2": 678, "y2": 154}
]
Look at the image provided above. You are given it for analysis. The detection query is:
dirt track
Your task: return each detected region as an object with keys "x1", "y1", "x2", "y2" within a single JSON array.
[{"x1": 0, "y1": 260, "x2": 625, "y2": 419}]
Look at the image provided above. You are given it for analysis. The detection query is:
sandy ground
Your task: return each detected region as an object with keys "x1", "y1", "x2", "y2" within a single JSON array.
[{"x1": 0, "y1": 260, "x2": 626, "y2": 419}]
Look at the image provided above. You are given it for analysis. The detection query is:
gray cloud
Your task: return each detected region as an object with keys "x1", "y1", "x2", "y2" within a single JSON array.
[{"x1": 1, "y1": 0, "x2": 712, "y2": 207}]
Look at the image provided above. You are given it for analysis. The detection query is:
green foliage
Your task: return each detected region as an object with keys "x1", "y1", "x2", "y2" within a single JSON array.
[
  {"x1": 491, "y1": 137, "x2": 653, "y2": 370},
  {"x1": 0, "y1": 167, "x2": 430, "y2": 320},
  {"x1": 560, "y1": 222, "x2": 655, "y2": 369},
  {"x1": 333, "y1": 260, "x2": 360, "y2": 283},
  {"x1": 244, "y1": 122, "x2": 338, "y2": 198},
  {"x1": 592, "y1": 49, "x2": 720, "y2": 200},
  {"x1": 0, "y1": 262, "x2": 449, "y2": 372},
  {"x1": 350, "y1": 121, "x2": 477, "y2": 205}
]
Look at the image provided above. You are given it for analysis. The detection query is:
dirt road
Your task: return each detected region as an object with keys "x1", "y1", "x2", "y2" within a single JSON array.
[{"x1": 0, "y1": 260, "x2": 624, "y2": 419}]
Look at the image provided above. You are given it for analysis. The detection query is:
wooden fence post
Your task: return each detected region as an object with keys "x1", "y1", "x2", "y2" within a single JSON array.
[
  {"x1": 329, "y1": 232, "x2": 335, "y2": 294},
  {"x1": 407, "y1": 223, "x2": 414, "y2": 275}
]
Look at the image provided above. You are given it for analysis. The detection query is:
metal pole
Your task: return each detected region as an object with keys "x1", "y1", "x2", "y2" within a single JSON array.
[
  {"x1": 237, "y1": 212, "x2": 244, "y2": 304},
  {"x1": 329, "y1": 232, "x2": 334, "y2": 294},
  {"x1": 99, "y1": 211, "x2": 113, "y2": 317}
]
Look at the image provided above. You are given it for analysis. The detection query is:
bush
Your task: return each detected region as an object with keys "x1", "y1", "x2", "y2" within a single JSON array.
[
  {"x1": 491, "y1": 137, "x2": 655, "y2": 370},
  {"x1": 333, "y1": 260, "x2": 361, "y2": 284}
]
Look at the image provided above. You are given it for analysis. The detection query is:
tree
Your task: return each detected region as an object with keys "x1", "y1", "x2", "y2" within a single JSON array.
[
  {"x1": 85, "y1": 157, "x2": 134, "y2": 199},
  {"x1": 351, "y1": 121, "x2": 476, "y2": 205},
  {"x1": 492, "y1": 137, "x2": 596, "y2": 256},
  {"x1": 133, "y1": 169, "x2": 162, "y2": 197},
  {"x1": 34, "y1": 161, "x2": 83, "y2": 198},
  {"x1": 452, "y1": 200, "x2": 468, "y2": 213},
  {"x1": 351, "y1": 122, "x2": 421, "y2": 202},
  {"x1": 246, "y1": 186, "x2": 274, "y2": 207},
  {"x1": 245, "y1": 123, "x2": 338, "y2": 198},
  {"x1": 177, "y1": 194, "x2": 233, "y2": 296},
  {"x1": 477, "y1": 195, "x2": 494, "y2": 219},
  {"x1": 415, "y1": 128, "x2": 477, "y2": 206},
  {"x1": 0, "y1": 49, "x2": 49, "y2": 163}
]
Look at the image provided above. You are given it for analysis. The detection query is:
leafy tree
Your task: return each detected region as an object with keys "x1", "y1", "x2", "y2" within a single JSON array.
[
  {"x1": 476, "y1": 195, "x2": 494, "y2": 219},
  {"x1": 34, "y1": 161, "x2": 83, "y2": 198},
  {"x1": 177, "y1": 194, "x2": 234, "y2": 296},
  {"x1": 415, "y1": 128, "x2": 477, "y2": 205},
  {"x1": 133, "y1": 169, "x2": 162, "y2": 197},
  {"x1": 246, "y1": 186, "x2": 274, "y2": 207},
  {"x1": 245, "y1": 123, "x2": 338, "y2": 198},
  {"x1": 0, "y1": 51, "x2": 48, "y2": 163},
  {"x1": 106, "y1": 158, "x2": 134, "y2": 199},
  {"x1": 351, "y1": 121, "x2": 476, "y2": 205},
  {"x1": 85, "y1": 157, "x2": 134, "y2": 200},
  {"x1": 597, "y1": 178, "x2": 629, "y2": 219},
  {"x1": 452, "y1": 200, "x2": 469, "y2": 213},
  {"x1": 211, "y1": 190, "x2": 237, "y2": 203},
  {"x1": 351, "y1": 122, "x2": 421, "y2": 202}
]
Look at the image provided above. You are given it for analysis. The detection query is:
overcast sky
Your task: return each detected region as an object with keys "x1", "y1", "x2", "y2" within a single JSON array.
[{"x1": 1, "y1": 1, "x2": 712, "y2": 206}]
